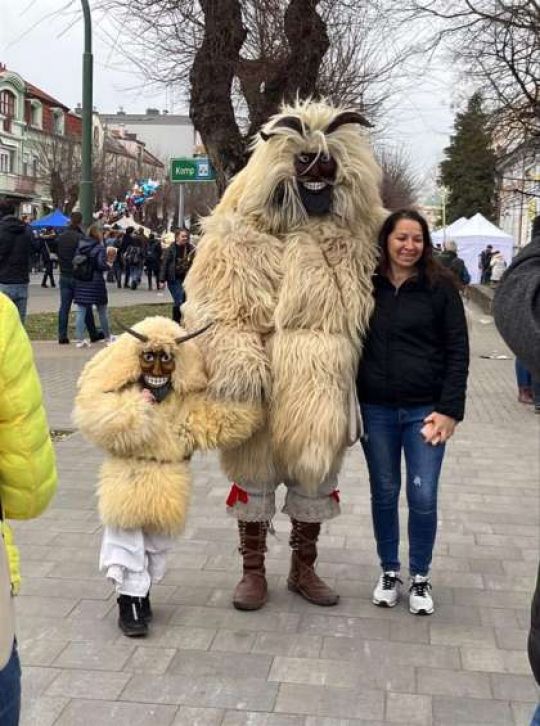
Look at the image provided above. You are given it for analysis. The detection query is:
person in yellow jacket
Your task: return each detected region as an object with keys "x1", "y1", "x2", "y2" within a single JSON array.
[{"x1": 0, "y1": 292, "x2": 57, "y2": 726}]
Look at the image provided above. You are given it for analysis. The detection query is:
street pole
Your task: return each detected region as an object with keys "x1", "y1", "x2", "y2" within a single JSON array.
[
  {"x1": 177, "y1": 185, "x2": 185, "y2": 229},
  {"x1": 80, "y1": 0, "x2": 93, "y2": 229},
  {"x1": 441, "y1": 186, "x2": 447, "y2": 245}
]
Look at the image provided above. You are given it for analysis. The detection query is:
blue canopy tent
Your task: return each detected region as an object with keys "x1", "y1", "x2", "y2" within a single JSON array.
[{"x1": 31, "y1": 209, "x2": 70, "y2": 229}]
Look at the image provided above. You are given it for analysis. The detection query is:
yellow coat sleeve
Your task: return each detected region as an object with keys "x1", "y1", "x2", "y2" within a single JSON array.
[{"x1": 0, "y1": 294, "x2": 57, "y2": 521}]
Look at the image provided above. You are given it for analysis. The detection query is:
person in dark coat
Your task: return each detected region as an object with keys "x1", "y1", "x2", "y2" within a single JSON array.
[
  {"x1": 123, "y1": 232, "x2": 144, "y2": 290},
  {"x1": 145, "y1": 233, "x2": 162, "y2": 290},
  {"x1": 357, "y1": 209, "x2": 469, "y2": 616},
  {"x1": 0, "y1": 199, "x2": 38, "y2": 322},
  {"x1": 73, "y1": 225, "x2": 114, "y2": 348},
  {"x1": 39, "y1": 231, "x2": 56, "y2": 288},
  {"x1": 493, "y1": 215, "x2": 540, "y2": 720},
  {"x1": 119, "y1": 228, "x2": 136, "y2": 289},
  {"x1": 159, "y1": 228, "x2": 195, "y2": 322},
  {"x1": 56, "y1": 212, "x2": 101, "y2": 344},
  {"x1": 437, "y1": 240, "x2": 470, "y2": 287}
]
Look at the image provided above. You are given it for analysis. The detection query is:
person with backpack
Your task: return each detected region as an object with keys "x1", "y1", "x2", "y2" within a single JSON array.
[
  {"x1": 56, "y1": 212, "x2": 102, "y2": 345},
  {"x1": 0, "y1": 292, "x2": 57, "y2": 725},
  {"x1": 124, "y1": 232, "x2": 144, "y2": 290},
  {"x1": 73, "y1": 224, "x2": 115, "y2": 348},
  {"x1": 437, "y1": 240, "x2": 471, "y2": 288}
]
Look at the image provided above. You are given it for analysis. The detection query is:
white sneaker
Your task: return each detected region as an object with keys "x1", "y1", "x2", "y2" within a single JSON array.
[
  {"x1": 103, "y1": 335, "x2": 116, "y2": 346},
  {"x1": 373, "y1": 571, "x2": 402, "y2": 607},
  {"x1": 409, "y1": 575, "x2": 434, "y2": 615},
  {"x1": 75, "y1": 339, "x2": 91, "y2": 349}
]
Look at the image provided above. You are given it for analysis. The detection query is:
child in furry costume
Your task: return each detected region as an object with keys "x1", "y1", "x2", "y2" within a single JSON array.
[
  {"x1": 183, "y1": 99, "x2": 387, "y2": 610},
  {"x1": 73, "y1": 316, "x2": 262, "y2": 636}
]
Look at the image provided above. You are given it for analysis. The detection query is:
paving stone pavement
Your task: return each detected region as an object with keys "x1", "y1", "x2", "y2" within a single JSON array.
[{"x1": 12, "y1": 302, "x2": 540, "y2": 725}]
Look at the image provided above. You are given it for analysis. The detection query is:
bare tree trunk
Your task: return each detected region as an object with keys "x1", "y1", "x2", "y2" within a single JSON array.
[
  {"x1": 189, "y1": 0, "x2": 248, "y2": 194},
  {"x1": 240, "y1": 0, "x2": 330, "y2": 138}
]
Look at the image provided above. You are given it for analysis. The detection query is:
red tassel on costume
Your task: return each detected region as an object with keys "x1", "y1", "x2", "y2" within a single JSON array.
[
  {"x1": 329, "y1": 489, "x2": 340, "y2": 503},
  {"x1": 226, "y1": 483, "x2": 249, "y2": 507}
]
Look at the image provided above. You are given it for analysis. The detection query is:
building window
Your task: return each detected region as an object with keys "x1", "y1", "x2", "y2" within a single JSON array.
[
  {"x1": 0, "y1": 148, "x2": 12, "y2": 173},
  {"x1": 33, "y1": 158, "x2": 39, "y2": 177},
  {"x1": 53, "y1": 109, "x2": 64, "y2": 135},
  {"x1": 0, "y1": 90, "x2": 16, "y2": 133},
  {"x1": 30, "y1": 102, "x2": 42, "y2": 129},
  {"x1": 23, "y1": 155, "x2": 29, "y2": 176}
]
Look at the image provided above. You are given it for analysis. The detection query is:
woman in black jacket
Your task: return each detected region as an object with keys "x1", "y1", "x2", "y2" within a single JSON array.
[
  {"x1": 357, "y1": 209, "x2": 469, "y2": 616},
  {"x1": 73, "y1": 225, "x2": 115, "y2": 348}
]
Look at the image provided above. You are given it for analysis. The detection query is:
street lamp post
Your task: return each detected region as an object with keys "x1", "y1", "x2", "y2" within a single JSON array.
[{"x1": 80, "y1": 0, "x2": 93, "y2": 228}]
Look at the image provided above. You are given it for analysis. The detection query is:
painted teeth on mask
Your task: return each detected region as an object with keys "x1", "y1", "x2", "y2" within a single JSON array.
[
  {"x1": 144, "y1": 376, "x2": 169, "y2": 387},
  {"x1": 302, "y1": 181, "x2": 327, "y2": 191}
]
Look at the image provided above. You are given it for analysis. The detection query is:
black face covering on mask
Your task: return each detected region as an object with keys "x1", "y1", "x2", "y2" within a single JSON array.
[
  {"x1": 141, "y1": 378, "x2": 173, "y2": 403},
  {"x1": 298, "y1": 184, "x2": 333, "y2": 216}
]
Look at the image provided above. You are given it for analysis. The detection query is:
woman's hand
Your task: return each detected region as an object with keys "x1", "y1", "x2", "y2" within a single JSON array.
[{"x1": 421, "y1": 412, "x2": 456, "y2": 445}]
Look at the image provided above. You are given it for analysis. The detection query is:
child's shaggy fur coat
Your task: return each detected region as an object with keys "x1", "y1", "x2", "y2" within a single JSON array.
[
  {"x1": 183, "y1": 99, "x2": 387, "y2": 494},
  {"x1": 73, "y1": 316, "x2": 262, "y2": 534}
]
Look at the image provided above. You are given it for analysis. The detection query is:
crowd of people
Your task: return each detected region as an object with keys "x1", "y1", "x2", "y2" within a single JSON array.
[{"x1": 0, "y1": 200, "x2": 195, "y2": 349}]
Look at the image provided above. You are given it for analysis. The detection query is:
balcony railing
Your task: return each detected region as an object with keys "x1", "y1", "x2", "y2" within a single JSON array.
[{"x1": 0, "y1": 172, "x2": 37, "y2": 197}]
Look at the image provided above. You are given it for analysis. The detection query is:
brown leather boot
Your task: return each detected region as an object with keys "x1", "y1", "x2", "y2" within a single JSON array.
[
  {"x1": 232, "y1": 521, "x2": 268, "y2": 611},
  {"x1": 287, "y1": 519, "x2": 339, "y2": 606}
]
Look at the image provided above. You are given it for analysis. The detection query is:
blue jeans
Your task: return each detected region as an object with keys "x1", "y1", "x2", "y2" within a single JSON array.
[
  {"x1": 0, "y1": 283, "x2": 28, "y2": 323},
  {"x1": 516, "y1": 359, "x2": 532, "y2": 387},
  {"x1": 76, "y1": 304, "x2": 110, "y2": 341},
  {"x1": 167, "y1": 279, "x2": 185, "y2": 306},
  {"x1": 531, "y1": 703, "x2": 540, "y2": 726},
  {"x1": 0, "y1": 640, "x2": 21, "y2": 726},
  {"x1": 130, "y1": 264, "x2": 142, "y2": 286},
  {"x1": 360, "y1": 403, "x2": 446, "y2": 576},
  {"x1": 58, "y1": 275, "x2": 98, "y2": 341}
]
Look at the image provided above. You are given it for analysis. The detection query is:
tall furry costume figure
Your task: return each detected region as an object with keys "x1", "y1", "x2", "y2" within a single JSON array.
[
  {"x1": 183, "y1": 99, "x2": 387, "y2": 611},
  {"x1": 73, "y1": 316, "x2": 261, "y2": 636}
]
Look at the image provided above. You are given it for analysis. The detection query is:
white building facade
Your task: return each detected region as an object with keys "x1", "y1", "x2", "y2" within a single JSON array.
[
  {"x1": 99, "y1": 109, "x2": 197, "y2": 164},
  {"x1": 497, "y1": 142, "x2": 540, "y2": 249}
]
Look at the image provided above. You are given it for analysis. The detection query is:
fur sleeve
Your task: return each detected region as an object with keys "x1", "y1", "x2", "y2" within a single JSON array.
[
  {"x1": 73, "y1": 386, "x2": 157, "y2": 456},
  {"x1": 183, "y1": 216, "x2": 280, "y2": 403},
  {"x1": 184, "y1": 395, "x2": 264, "y2": 451}
]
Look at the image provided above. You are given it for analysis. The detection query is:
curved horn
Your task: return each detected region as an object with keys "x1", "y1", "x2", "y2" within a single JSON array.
[
  {"x1": 325, "y1": 111, "x2": 373, "y2": 134},
  {"x1": 114, "y1": 318, "x2": 149, "y2": 342},
  {"x1": 175, "y1": 321, "x2": 214, "y2": 344},
  {"x1": 261, "y1": 116, "x2": 307, "y2": 141}
]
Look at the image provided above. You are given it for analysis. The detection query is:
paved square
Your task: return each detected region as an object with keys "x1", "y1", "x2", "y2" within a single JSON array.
[{"x1": 13, "y1": 301, "x2": 540, "y2": 725}]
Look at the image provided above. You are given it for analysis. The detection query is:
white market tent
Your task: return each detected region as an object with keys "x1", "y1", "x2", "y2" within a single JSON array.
[
  {"x1": 450, "y1": 213, "x2": 515, "y2": 284},
  {"x1": 112, "y1": 216, "x2": 154, "y2": 237},
  {"x1": 431, "y1": 216, "x2": 469, "y2": 244}
]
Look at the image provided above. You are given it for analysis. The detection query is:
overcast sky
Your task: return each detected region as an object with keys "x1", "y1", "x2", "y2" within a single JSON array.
[{"x1": 1, "y1": 0, "x2": 455, "y2": 200}]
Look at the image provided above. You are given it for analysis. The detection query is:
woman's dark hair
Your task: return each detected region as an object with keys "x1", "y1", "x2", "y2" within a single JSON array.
[{"x1": 377, "y1": 209, "x2": 453, "y2": 287}]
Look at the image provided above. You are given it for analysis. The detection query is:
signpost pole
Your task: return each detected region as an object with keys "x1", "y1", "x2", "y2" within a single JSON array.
[{"x1": 177, "y1": 185, "x2": 185, "y2": 229}]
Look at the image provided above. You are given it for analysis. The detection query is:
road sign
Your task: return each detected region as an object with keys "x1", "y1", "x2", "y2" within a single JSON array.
[{"x1": 170, "y1": 156, "x2": 216, "y2": 183}]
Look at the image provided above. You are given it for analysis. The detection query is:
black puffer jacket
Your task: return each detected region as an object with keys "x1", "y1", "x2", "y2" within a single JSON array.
[
  {"x1": 0, "y1": 215, "x2": 35, "y2": 284},
  {"x1": 56, "y1": 225, "x2": 84, "y2": 276},
  {"x1": 357, "y1": 273, "x2": 469, "y2": 421}
]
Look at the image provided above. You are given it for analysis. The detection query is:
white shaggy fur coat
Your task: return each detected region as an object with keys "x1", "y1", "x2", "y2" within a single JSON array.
[
  {"x1": 183, "y1": 100, "x2": 387, "y2": 493},
  {"x1": 73, "y1": 316, "x2": 262, "y2": 534}
]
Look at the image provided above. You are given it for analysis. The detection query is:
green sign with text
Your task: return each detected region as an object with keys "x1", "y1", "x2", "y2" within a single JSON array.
[{"x1": 170, "y1": 157, "x2": 216, "y2": 183}]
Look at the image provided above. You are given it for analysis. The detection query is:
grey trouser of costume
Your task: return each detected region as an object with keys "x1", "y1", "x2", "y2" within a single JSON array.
[{"x1": 226, "y1": 475, "x2": 341, "y2": 523}]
